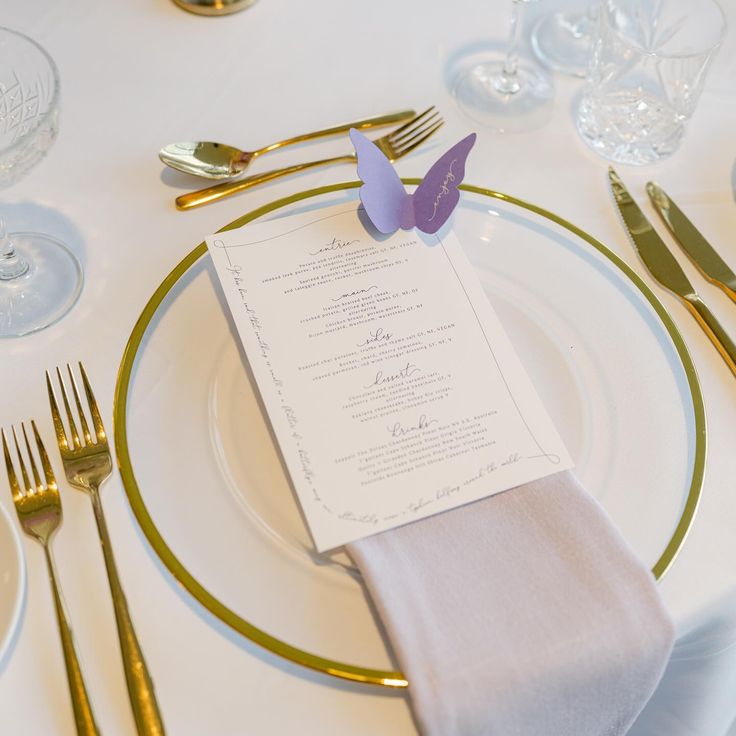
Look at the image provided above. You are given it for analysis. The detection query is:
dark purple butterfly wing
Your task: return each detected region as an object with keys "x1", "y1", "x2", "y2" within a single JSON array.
[
  {"x1": 411, "y1": 133, "x2": 476, "y2": 234},
  {"x1": 350, "y1": 128, "x2": 412, "y2": 234}
]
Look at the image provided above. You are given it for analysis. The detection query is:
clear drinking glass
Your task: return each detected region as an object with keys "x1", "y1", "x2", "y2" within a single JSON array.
[
  {"x1": 452, "y1": 0, "x2": 554, "y2": 133},
  {"x1": 531, "y1": 2, "x2": 597, "y2": 78},
  {"x1": 576, "y1": 0, "x2": 726, "y2": 165},
  {"x1": 0, "y1": 26, "x2": 82, "y2": 337}
]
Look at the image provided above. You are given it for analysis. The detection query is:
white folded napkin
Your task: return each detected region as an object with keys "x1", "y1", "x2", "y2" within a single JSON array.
[{"x1": 348, "y1": 471, "x2": 675, "y2": 736}]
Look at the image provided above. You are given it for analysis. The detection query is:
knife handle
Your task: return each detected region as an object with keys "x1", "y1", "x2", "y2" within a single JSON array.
[{"x1": 684, "y1": 296, "x2": 736, "y2": 377}]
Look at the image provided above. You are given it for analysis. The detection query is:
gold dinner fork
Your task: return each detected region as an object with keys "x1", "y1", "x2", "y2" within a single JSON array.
[
  {"x1": 175, "y1": 105, "x2": 445, "y2": 210},
  {"x1": 2, "y1": 422, "x2": 100, "y2": 736},
  {"x1": 47, "y1": 363, "x2": 165, "y2": 736}
]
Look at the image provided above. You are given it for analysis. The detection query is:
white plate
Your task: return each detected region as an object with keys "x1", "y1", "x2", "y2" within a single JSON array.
[
  {"x1": 115, "y1": 184, "x2": 703, "y2": 685},
  {"x1": 0, "y1": 501, "x2": 25, "y2": 666}
]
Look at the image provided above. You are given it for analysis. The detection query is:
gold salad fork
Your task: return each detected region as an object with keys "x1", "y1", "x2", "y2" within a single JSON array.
[
  {"x1": 47, "y1": 364, "x2": 165, "y2": 736},
  {"x1": 3, "y1": 422, "x2": 101, "y2": 736},
  {"x1": 175, "y1": 105, "x2": 445, "y2": 210}
]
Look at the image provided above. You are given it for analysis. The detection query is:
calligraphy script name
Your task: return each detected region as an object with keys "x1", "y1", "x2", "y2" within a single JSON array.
[{"x1": 428, "y1": 159, "x2": 457, "y2": 222}]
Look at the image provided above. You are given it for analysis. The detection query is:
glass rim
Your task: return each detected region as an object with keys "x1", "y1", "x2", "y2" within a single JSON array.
[
  {"x1": 604, "y1": 0, "x2": 727, "y2": 61},
  {"x1": 0, "y1": 26, "x2": 61, "y2": 160}
]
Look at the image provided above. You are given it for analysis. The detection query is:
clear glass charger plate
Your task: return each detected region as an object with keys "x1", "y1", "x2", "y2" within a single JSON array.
[
  {"x1": 114, "y1": 182, "x2": 704, "y2": 688},
  {"x1": 0, "y1": 501, "x2": 25, "y2": 665}
]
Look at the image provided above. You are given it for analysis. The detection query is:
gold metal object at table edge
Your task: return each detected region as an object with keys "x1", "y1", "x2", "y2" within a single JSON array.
[
  {"x1": 113, "y1": 181, "x2": 706, "y2": 689},
  {"x1": 171, "y1": 0, "x2": 257, "y2": 16}
]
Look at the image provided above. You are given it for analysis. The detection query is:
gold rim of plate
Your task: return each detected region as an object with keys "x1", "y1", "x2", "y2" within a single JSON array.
[{"x1": 113, "y1": 181, "x2": 706, "y2": 688}]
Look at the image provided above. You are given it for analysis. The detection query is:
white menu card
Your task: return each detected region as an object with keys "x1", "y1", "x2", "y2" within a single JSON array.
[{"x1": 207, "y1": 204, "x2": 572, "y2": 551}]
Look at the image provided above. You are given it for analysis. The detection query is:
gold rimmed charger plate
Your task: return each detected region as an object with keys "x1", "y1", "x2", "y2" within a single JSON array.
[{"x1": 114, "y1": 181, "x2": 705, "y2": 688}]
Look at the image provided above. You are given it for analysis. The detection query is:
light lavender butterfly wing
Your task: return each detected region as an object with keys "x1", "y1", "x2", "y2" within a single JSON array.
[
  {"x1": 411, "y1": 133, "x2": 476, "y2": 234},
  {"x1": 350, "y1": 128, "x2": 413, "y2": 234}
]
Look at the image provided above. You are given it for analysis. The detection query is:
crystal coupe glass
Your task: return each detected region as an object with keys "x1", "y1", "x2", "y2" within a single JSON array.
[{"x1": 0, "y1": 27, "x2": 82, "y2": 337}]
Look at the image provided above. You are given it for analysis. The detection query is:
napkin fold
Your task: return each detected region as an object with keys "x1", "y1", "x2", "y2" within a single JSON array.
[{"x1": 347, "y1": 471, "x2": 675, "y2": 736}]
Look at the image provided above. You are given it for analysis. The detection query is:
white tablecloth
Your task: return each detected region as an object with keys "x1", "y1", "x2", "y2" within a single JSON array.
[{"x1": 1, "y1": 1, "x2": 736, "y2": 733}]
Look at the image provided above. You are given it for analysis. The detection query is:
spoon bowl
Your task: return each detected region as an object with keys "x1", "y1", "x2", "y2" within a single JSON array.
[{"x1": 159, "y1": 142, "x2": 250, "y2": 179}]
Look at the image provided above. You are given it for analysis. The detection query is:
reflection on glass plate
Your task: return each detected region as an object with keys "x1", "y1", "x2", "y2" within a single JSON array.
[
  {"x1": 115, "y1": 183, "x2": 704, "y2": 687},
  {"x1": 0, "y1": 502, "x2": 25, "y2": 665}
]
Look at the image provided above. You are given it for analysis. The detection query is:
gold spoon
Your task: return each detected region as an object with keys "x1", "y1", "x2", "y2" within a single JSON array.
[{"x1": 159, "y1": 109, "x2": 415, "y2": 180}]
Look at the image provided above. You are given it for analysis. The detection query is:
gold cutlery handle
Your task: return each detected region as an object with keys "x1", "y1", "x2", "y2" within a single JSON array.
[
  {"x1": 44, "y1": 545, "x2": 101, "y2": 736},
  {"x1": 90, "y1": 488, "x2": 165, "y2": 736},
  {"x1": 684, "y1": 295, "x2": 736, "y2": 377},
  {"x1": 254, "y1": 109, "x2": 414, "y2": 155},
  {"x1": 716, "y1": 278, "x2": 736, "y2": 305},
  {"x1": 175, "y1": 154, "x2": 356, "y2": 210}
]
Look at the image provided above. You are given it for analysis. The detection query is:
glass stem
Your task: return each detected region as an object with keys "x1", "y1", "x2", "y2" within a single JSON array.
[
  {"x1": 0, "y1": 218, "x2": 29, "y2": 280},
  {"x1": 495, "y1": 0, "x2": 525, "y2": 95}
]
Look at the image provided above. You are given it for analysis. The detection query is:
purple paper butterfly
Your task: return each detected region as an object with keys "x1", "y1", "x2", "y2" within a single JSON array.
[{"x1": 349, "y1": 128, "x2": 476, "y2": 235}]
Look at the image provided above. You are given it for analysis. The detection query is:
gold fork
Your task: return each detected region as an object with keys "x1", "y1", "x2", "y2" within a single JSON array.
[
  {"x1": 175, "y1": 105, "x2": 444, "y2": 210},
  {"x1": 47, "y1": 363, "x2": 165, "y2": 736},
  {"x1": 2, "y1": 422, "x2": 100, "y2": 736}
]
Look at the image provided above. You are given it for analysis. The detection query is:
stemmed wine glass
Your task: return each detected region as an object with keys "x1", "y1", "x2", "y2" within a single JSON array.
[
  {"x1": 0, "y1": 26, "x2": 82, "y2": 338},
  {"x1": 452, "y1": 0, "x2": 554, "y2": 133},
  {"x1": 531, "y1": 2, "x2": 597, "y2": 78}
]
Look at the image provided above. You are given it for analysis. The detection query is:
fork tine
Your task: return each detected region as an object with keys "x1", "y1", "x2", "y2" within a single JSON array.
[
  {"x1": 392, "y1": 119, "x2": 444, "y2": 156},
  {"x1": 391, "y1": 121, "x2": 444, "y2": 161},
  {"x1": 55, "y1": 366, "x2": 82, "y2": 450},
  {"x1": 46, "y1": 370, "x2": 70, "y2": 452},
  {"x1": 12, "y1": 427, "x2": 32, "y2": 494},
  {"x1": 32, "y1": 421, "x2": 56, "y2": 489},
  {"x1": 389, "y1": 111, "x2": 441, "y2": 146},
  {"x1": 21, "y1": 422, "x2": 43, "y2": 492},
  {"x1": 79, "y1": 362, "x2": 106, "y2": 443},
  {"x1": 66, "y1": 364, "x2": 92, "y2": 446},
  {"x1": 2, "y1": 429, "x2": 22, "y2": 501},
  {"x1": 386, "y1": 106, "x2": 436, "y2": 140}
]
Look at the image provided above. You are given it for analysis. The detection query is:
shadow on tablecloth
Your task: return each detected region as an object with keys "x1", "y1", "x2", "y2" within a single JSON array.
[{"x1": 629, "y1": 588, "x2": 736, "y2": 736}]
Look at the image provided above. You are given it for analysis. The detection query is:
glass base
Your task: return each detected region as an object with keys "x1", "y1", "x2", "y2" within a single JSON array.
[
  {"x1": 0, "y1": 232, "x2": 83, "y2": 337},
  {"x1": 576, "y1": 93, "x2": 684, "y2": 165},
  {"x1": 452, "y1": 58, "x2": 554, "y2": 133},
  {"x1": 531, "y1": 11, "x2": 592, "y2": 78},
  {"x1": 171, "y1": 0, "x2": 256, "y2": 15}
]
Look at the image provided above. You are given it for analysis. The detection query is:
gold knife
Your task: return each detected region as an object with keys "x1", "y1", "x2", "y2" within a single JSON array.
[
  {"x1": 646, "y1": 181, "x2": 736, "y2": 304},
  {"x1": 608, "y1": 167, "x2": 736, "y2": 377}
]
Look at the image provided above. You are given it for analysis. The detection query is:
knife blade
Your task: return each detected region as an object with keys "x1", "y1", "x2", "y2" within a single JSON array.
[
  {"x1": 646, "y1": 181, "x2": 736, "y2": 304},
  {"x1": 608, "y1": 166, "x2": 736, "y2": 377}
]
